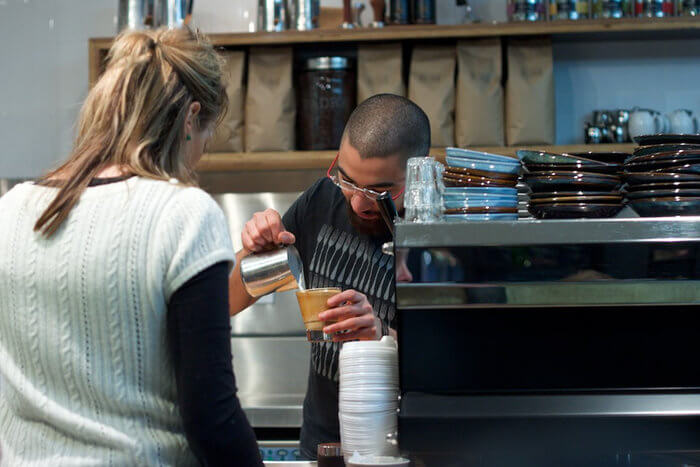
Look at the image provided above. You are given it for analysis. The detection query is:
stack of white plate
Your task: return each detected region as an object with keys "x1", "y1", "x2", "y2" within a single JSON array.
[{"x1": 339, "y1": 337, "x2": 400, "y2": 459}]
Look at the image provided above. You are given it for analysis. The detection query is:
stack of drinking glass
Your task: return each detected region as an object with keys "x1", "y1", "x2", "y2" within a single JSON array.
[{"x1": 404, "y1": 157, "x2": 445, "y2": 223}]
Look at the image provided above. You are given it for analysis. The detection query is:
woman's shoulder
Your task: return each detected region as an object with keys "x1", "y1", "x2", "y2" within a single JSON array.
[
  {"x1": 136, "y1": 177, "x2": 219, "y2": 210},
  {"x1": 135, "y1": 177, "x2": 226, "y2": 230},
  {"x1": 0, "y1": 182, "x2": 42, "y2": 212}
]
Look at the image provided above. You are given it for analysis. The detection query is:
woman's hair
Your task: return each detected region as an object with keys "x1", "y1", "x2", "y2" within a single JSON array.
[{"x1": 34, "y1": 26, "x2": 227, "y2": 237}]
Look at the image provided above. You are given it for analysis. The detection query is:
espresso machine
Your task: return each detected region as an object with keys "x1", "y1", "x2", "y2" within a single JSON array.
[{"x1": 394, "y1": 218, "x2": 700, "y2": 466}]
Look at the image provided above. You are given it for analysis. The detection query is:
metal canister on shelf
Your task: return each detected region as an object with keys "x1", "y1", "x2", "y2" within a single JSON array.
[
  {"x1": 635, "y1": 0, "x2": 674, "y2": 16},
  {"x1": 413, "y1": 0, "x2": 436, "y2": 23},
  {"x1": 551, "y1": 0, "x2": 590, "y2": 20},
  {"x1": 290, "y1": 0, "x2": 319, "y2": 30},
  {"x1": 296, "y1": 57, "x2": 356, "y2": 151},
  {"x1": 677, "y1": 0, "x2": 699, "y2": 15},
  {"x1": 258, "y1": 0, "x2": 289, "y2": 31},
  {"x1": 389, "y1": 0, "x2": 411, "y2": 23},
  {"x1": 508, "y1": 0, "x2": 548, "y2": 21},
  {"x1": 592, "y1": 0, "x2": 631, "y2": 17}
]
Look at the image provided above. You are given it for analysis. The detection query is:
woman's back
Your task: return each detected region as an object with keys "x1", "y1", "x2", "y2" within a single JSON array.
[{"x1": 0, "y1": 176, "x2": 234, "y2": 465}]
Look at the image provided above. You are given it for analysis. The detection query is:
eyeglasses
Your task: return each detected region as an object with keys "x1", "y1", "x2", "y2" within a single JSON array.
[{"x1": 326, "y1": 153, "x2": 405, "y2": 201}]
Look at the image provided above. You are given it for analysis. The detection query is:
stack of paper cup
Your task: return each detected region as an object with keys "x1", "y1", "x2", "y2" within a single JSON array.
[{"x1": 339, "y1": 336, "x2": 400, "y2": 459}]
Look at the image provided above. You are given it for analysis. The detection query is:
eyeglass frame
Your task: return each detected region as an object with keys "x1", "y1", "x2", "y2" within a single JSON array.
[{"x1": 326, "y1": 152, "x2": 406, "y2": 201}]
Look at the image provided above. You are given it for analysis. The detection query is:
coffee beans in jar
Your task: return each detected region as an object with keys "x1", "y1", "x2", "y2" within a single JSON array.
[{"x1": 296, "y1": 57, "x2": 356, "y2": 151}]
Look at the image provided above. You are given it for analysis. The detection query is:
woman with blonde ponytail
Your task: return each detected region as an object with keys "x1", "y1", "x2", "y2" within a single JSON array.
[{"x1": 0, "y1": 27, "x2": 262, "y2": 466}]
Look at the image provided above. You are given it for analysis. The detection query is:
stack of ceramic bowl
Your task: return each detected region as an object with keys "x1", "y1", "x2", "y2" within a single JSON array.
[
  {"x1": 339, "y1": 337, "x2": 399, "y2": 459},
  {"x1": 443, "y1": 147, "x2": 521, "y2": 221},
  {"x1": 624, "y1": 135, "x2": 700, "y2": 217},
  {"x1": 519, "y1": 150, "x2": 626, "y2": 219}
]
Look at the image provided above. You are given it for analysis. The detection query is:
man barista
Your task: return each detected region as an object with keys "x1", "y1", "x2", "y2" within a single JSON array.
[{"x1": 228, "y1": 94, "x2": 429, "y2": 458}]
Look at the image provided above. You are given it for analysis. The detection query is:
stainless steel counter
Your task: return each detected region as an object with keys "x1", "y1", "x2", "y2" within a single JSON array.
[{"x1": 395, "y1": 217, "x2": 700, "y2": 247}]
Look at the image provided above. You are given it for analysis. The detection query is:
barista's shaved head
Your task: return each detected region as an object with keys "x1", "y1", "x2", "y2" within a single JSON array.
[{"x1": 341, "y1": 94, "x2": 430, "y2": 163}]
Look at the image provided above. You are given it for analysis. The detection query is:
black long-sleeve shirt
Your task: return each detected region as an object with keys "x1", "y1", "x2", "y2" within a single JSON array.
[{"x1": 167, "y1": 262, "x2": 262, "y2": 466}]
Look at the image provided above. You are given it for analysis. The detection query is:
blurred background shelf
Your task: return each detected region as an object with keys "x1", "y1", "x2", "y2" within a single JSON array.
[
  {"x1": 196, "y1": 144, "x2": 635, "y2": 172},
  {"x1": 88, "y1": 17, "x2": 700, "y2": 85},
  {"x1": 90, "y1": 17, "x2": 700, "y2": 49}
]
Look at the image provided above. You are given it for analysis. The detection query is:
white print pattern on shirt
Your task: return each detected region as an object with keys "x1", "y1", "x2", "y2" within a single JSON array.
[{"x1": 307, "y1": 224, "x2": 395, "y2": 381}]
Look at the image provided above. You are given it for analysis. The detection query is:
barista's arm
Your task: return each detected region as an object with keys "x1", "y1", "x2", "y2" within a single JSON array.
[{"x1": 228, "y1": 249, "x2": 257, "y2": 316}]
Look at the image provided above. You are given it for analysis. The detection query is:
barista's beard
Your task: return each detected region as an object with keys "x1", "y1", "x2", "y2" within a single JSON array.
[{"x1": 345, "y1": 199, "x2": 402, "y2": 239}]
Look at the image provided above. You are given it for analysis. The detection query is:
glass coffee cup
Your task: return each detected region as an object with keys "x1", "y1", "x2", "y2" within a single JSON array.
[{"x1": 296, "y1": 287, "x2": 342, "y2": 342}]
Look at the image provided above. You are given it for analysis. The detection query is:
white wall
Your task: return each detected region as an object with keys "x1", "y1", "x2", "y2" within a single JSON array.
[
  {"x1": 0, "y1": 0, "x2": 115, "y2": 178},
  {"x1": 554, "y1": 38, "x2": 700, "y2": 144}
]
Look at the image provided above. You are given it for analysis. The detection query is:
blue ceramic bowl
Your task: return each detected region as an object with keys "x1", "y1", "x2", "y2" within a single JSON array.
[
  {"x1": 446, "y1": 155, "x2": 521, "y2": 175},
  {"x1": 444, "y1": 197, "x2": 518, "y2": 209}
]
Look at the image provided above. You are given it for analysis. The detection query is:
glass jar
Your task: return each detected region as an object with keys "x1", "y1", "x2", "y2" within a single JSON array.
[
  {"x1": 296, "y1": 57, "x2": 356, "y2": 151},
  {"x1": 508, "y1": 0, "x2": 548, "y2": 21},
  {"x1": 592, "y1": 0, "x2": 633, "y2": 17},
  {"x1": 550, "y1": 0, "x2": 591, "y2": 19},
  {"x1": 676, "y1": 0, "x2": 699, "y2": 15},
  {"x1": 635, "y1": 0, "x2": 675, "y2": 16}
]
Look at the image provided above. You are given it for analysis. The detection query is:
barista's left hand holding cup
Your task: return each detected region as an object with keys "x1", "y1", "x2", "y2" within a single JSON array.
[{"x1": 319, "y1": 290, "x2": 382, "y2": 342}]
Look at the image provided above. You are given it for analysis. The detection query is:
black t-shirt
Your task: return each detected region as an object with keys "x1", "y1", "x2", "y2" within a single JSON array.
[{"x1": 282, "y1": 178, "x2": 396, "y2": 459}]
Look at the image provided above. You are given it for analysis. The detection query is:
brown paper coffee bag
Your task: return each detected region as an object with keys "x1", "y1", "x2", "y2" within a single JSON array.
[
  {"x1": 358, "y1": 43, "x2": 405, "y2": 102},
  {"x1": 455, "y1": 40, "x2": 504, "y2": 147},
  {"x1": 209, "y1": 51, "x2": 245, "y2": 152},
  {"x1": 245, "y1": 47, "x2": 296, "y2": 152},
  {"x1": 506, "y1": 39, "x2": 555, "y2": 146},
  {"x1": 408, "y1": 46, "x2": 456, "y2": 148}
]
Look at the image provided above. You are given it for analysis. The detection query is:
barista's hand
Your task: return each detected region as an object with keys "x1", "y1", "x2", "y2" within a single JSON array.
[
  {"x1": 241, "y1": 208, "x2": 295, "y2": 252},
  {"x1": 319, "y1": 290, "x2": 382, "y2": 342}
]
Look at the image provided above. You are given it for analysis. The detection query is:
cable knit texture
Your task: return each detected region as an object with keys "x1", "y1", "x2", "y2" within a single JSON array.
[{"x1": 0, "y1": 177, "x2": 235, "y2": 466}]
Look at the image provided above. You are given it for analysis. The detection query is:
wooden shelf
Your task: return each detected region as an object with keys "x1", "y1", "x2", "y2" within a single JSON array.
[
  {"x1": 90, "y1": 17, "x2": 700, "y2": 50},
  {"x1": 89, "y1": 17, "x2": 700, "y2": 86},
  {"x1": 196, "y1": 144, "x2": 635, "y2": 172}
]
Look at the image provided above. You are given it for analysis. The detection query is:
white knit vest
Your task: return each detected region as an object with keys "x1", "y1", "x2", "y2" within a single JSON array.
[{"x1": 0, "y1": 177, "x2": 235, "y2": 466}]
